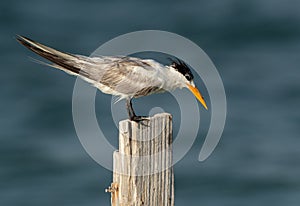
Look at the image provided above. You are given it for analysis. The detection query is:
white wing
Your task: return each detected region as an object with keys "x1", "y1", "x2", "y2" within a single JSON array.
[{"x1": 83, "y1": 56, "x2": 167, "y2": 98}]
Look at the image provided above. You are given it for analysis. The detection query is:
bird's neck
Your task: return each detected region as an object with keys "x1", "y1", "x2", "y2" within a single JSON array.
[{"x1": 162, "y1": 66, "x2": 187, "y2": 91}]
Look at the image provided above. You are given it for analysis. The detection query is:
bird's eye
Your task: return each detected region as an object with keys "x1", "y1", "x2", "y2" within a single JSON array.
[{"x1": 185, "y1": 74, "x2": 192, "y2": 81}]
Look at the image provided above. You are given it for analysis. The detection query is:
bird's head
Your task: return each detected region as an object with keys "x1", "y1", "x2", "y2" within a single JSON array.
[{"x1": 169, "y1": 58, "x2": 208, "y2": 110}]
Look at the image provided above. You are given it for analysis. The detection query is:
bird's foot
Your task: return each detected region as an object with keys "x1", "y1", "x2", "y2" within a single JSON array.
[{"x1": 130, "y1": 115, "x2": 150, "y2": 122}]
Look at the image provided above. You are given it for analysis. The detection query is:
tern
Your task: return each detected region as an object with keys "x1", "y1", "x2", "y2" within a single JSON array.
[{"x1": 17, "y1": 35, "x2": 208, "y2": 121}]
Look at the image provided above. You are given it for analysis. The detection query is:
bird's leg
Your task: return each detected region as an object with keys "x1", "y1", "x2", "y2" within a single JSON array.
[
  {"x1": 126, "y1": 98, "x2": 149, "y2": 122},
  {"x1": 126, "y1": 98, "x2": 136, "y2": 119}
]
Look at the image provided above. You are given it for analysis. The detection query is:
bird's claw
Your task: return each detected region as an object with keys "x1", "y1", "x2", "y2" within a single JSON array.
[{"x1": 130, "y1": 116, "x2": 150, "y2": 122}]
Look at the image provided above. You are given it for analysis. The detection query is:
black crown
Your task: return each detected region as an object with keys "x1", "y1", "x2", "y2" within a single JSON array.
[{"x1": 169, "y1": 58, "x2": 194, "y2": 81}]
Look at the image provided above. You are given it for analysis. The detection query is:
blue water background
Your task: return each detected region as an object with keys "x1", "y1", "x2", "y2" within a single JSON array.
[{"x1": 1, "y1": 0, "x2": 300, "y2": 205}]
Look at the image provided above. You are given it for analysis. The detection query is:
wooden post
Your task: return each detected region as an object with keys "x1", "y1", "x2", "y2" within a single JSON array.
[{"x1": 106, "y1": 113, "x2": 174, "y2": 206}]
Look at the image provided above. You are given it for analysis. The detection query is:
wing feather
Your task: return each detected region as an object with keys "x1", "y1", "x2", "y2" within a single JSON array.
[
  {"x1": 83, "y1": 57, "x2": 167, "y2": 97},
  {"x1": 16, "y1": 35, "x2": 167, "y2": 98}
]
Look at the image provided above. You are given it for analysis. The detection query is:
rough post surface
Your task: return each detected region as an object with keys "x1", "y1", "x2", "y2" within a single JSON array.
[{"x1": 108, "y1": 113, "x2": 174, "y2": 206}]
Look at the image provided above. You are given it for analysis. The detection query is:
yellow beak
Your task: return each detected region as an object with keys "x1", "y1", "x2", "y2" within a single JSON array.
[{"x1": 187, "y1": 84, "x2": 208, "y2": 110}]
